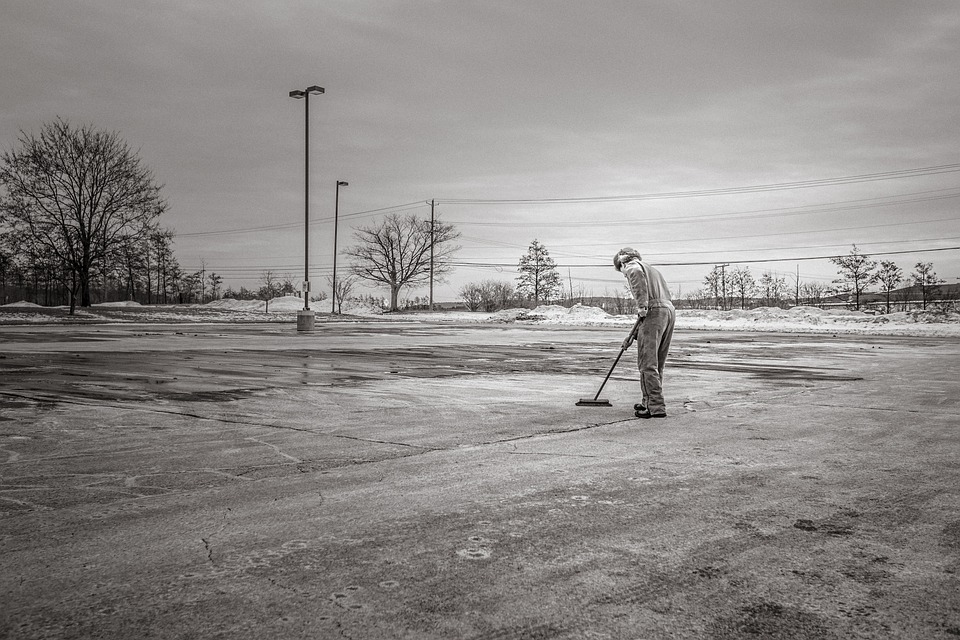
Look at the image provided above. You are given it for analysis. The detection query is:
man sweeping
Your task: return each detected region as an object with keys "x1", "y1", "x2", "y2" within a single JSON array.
[{"x1": 614, "y1": 248, "x2": 676, "y2": 419}]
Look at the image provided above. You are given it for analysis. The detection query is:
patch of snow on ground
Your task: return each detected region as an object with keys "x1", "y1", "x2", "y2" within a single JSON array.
[
  {"x1": 419, "y1": 304, "x2": 960, "y2": 337},
  {"x1": 340, "y1": 300, "x2": 385, "y2": 316},
  {"x1": 483, "y1": 304, "x2": 614, "y2": 325},
  {"x1": 2, "y1": 298, "x2": 958, "y2": 336}
]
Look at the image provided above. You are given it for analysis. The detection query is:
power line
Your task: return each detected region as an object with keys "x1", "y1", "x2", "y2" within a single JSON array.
[
  {"x1": 174, "y1": 166, "x2": 959, "y2": 240},
  {"x1": 449, "y1": 188, "x2": 960, "y2": 228},
  {"x1": 438, "y1": 163, "x2": 960, "y2": 205},
  {"x1": 460, "y1": 215, "x2": 960, "y2": 255},
  {"x1": 189, "y1": 240, "x2": 959, "y2": 275},
  {"x1": 447, "y1": 241, "x2": 960, "y2": 269},
  {"x1": 176, "y1": 201, "x2": 428, "y2": 238}
]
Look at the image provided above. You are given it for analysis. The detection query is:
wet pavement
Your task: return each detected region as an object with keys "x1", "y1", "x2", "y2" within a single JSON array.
[{"x1": 1, "y1": 321, "x2": 958, "y2": 638}]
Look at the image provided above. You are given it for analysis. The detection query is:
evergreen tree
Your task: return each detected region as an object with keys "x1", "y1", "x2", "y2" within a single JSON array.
[{"x1": 516, "y1": 240, "x2": 562, "y2": 305}]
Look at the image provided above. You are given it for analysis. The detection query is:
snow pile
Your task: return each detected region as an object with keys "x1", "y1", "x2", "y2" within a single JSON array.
[
  {"x1": 566, "y1": 303, "x2": 613, "y2": 322},
  {"x1": 489, "y1": 304, "x2": 614, "y2": 325},
  {"x1": 204, "y1": 296, "x2": 303, "y2": 313},
  {"x1": 93, "y1": 300, "x2": 143, "y2": 307},
  {"x1": 904, "y1": 308, "x2": 960, "y2": 324},
  {"x1": 205, "y1": 299, "x2": 267, "y2": 312},
  {"x1": 489, "y1": 308, "x2": 530, "y2": 323},
  {"x1": 674, "y1": 306, "x2": 960, "y2": 337},
  {"x1": 264, "y1": 296, "x2": 309, "y2": 312},
  {"x1": 203, "y1": 296, "x2": 383, "y2": 316},
  {"x1": 471, "y1": 304, "x2": 960, "y2": 336},
  {"x1": 2, "y1": 298, "x2": 959, "y2": 336},
  {"x1": 339, "y1": 299, "x2": 385, "y2": 316}
]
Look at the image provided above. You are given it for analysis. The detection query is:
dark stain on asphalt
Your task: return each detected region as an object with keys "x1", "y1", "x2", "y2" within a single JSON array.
[
  {"x1": 940, "y1": 520, "x2": 960, "y2": 549},
  {"x1": 710, "y1": 600, "x2": 840, "y2": 640},
  {"x1": 1, "y1": 333, "x2": 865, "y2": 408},
  {"x1": 670, "y1": 359, "x2": 863, "y2": 381}
]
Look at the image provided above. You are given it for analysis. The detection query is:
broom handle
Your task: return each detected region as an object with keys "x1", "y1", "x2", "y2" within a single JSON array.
[{"x1": 591, "y1": 316, "x2": 643, "y2": 401}]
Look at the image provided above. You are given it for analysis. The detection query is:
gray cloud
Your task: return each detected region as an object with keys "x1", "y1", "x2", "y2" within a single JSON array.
[{"x1": 2, "y1": 1, "x2": 958, "y2": 296}]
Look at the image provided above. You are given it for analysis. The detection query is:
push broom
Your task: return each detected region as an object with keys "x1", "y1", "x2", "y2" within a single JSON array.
[{"x1": 576, "y1": 315, "x2": 643, "y2": 407}]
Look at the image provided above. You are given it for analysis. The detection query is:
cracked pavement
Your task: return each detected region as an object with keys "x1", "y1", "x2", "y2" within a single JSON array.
[{"x1": 1, "y1": 321, "x2": 959, "y2": 639}]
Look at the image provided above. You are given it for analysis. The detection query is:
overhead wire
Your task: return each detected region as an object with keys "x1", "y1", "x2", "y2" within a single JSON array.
[
  {"x1": 447, "y1": 188, "x2": 960, "y2": 228},
  {"x1": 176, "y1": 162, "x2": 959, "y2": 285},
  {"x1": 176, "y1": 200, "x2": 429, "y2": 238},
  {"x1": 437, "y1": 163, "x2": 960, "y2": 205}
]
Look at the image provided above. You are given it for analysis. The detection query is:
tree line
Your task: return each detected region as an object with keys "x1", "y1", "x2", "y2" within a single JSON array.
[
  {"x1": 0, "y1": 119, "x2": 467, "y2": 314},
  {"x1": 2, "y1": 120, "x2": 953, "y2": 316},
  {"x1": 455, "y1": 242, "x2": 954, "y2": 315},
  {"x1": 0, "y1": 119, "x2": 230, "y2": 311},
  {"x1": 686, "y1": 245, "x2": 949, "y2": 312}
]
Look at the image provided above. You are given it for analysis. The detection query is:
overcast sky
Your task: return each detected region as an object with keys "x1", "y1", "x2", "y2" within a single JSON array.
[{"x1": 2, "y1": 1, "x2": 959, "y2": 302}]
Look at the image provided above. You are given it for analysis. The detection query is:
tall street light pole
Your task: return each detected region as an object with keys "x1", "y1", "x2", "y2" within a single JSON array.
[
  {"x1": 331, "y1": 180, "x2": 348, "y2": 314},
  {"x1": 289, "y1": 85, "x2": 324, "y2": 331}
]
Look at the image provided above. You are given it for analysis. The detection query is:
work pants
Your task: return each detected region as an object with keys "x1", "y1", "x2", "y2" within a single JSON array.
[{"x1": 636, "y1": 306, "x2": 676, "y2": 414}]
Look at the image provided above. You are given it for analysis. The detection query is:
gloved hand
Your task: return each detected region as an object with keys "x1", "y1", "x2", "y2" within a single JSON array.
[{"x1": 622, "y1": 334, "x2": 635, "y2": 350}]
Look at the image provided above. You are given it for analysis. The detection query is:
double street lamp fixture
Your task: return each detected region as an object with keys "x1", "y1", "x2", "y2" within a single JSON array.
[
  {"x1": 331, "y1": 180, "x2": 348, "y2": 313},
  {"x1": 289, "y1": 85, "x2": 324, "y2": 330}
]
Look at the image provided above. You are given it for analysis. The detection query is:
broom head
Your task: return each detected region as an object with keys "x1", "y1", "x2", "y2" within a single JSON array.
[{"x1": 576, "y1": 398, "x2": 613, "y2": 407}]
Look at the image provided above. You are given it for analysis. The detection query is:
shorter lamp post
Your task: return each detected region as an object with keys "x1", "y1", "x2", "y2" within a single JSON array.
[
  {"x1": 289, "y1": 84, "x2": 324, "y2": 331},
  {"x1": 331, "y1": 180, "x2": 348, "y2": 313}
]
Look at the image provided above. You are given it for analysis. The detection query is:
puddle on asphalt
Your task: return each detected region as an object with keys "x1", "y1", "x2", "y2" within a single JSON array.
[{"x1": 0, "y1": 331, "x2": 875, "y2": 411}]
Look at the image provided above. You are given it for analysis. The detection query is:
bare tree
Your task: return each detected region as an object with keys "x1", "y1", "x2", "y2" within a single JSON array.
[
  {"x1": 0, "y1": 118, "x2": 166, "y2": 313},
  {"x1": 459, "y1": 282, "x2": 484, "y2": 311},
  {"x1": 830, "y1": 245, "x2": 877, "y2": 311},
  {"x1": 259, "y1": 270, "x2": 283, "y2": 312},
  {"x1": 912, "y1": 262, "x2": 942, "y2": 310},
  {"x1": 800, "y1": 281, "x2": 828, "y2": 307},
  {"x1": 459, "y1": 279, "x2": 516, "y2": 312},
  {"x1": 483, "y1": 280, "x2": 515, "y2": 311},
  {"x1": 703, "y1": 267, "x2": 722, "y2": 309},
  {"x1": 326, "y1": 274, "x2": 356, "y2": 314},
  {"x1": 875, "y1": 260, "x2": 903, "y2": 314},
  {"x1": 759, "y1": 272, "x2": 788, "y2": 307},
  {"x1": 346, "y1": 213, "x2": 460, "y2": 312},
  {"x1": 728, "y1": 266, "x2": 756, "y2": 310},
  {"x1": 607, "y1": 286, "x2": 636, "y2": 314}
]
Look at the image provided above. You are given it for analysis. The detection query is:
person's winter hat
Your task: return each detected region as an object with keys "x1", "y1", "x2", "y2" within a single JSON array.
[{"x1": 614, "y1": 247, "x2": 643, "y2": 271}]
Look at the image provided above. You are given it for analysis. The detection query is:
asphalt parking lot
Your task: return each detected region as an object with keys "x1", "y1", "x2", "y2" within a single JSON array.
[{"x1": 1, "y1": 321, "x2": 958, "y2": 639}]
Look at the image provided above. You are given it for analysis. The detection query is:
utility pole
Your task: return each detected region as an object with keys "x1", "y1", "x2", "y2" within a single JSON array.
[
  {"x1": 429, "y1": 199, "x2": 435, "y2": 311},
  {"x1": 718, "y1": 263, "x2": 729, "y2": 311},
  {"x1": 795, "y1": 264, "x2": 800, "y2": 307}
]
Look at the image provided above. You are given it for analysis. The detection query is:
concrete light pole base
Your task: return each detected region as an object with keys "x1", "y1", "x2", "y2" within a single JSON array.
[{"x1": 296, "y1": 309, "x2": 316, "y2": 331}]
